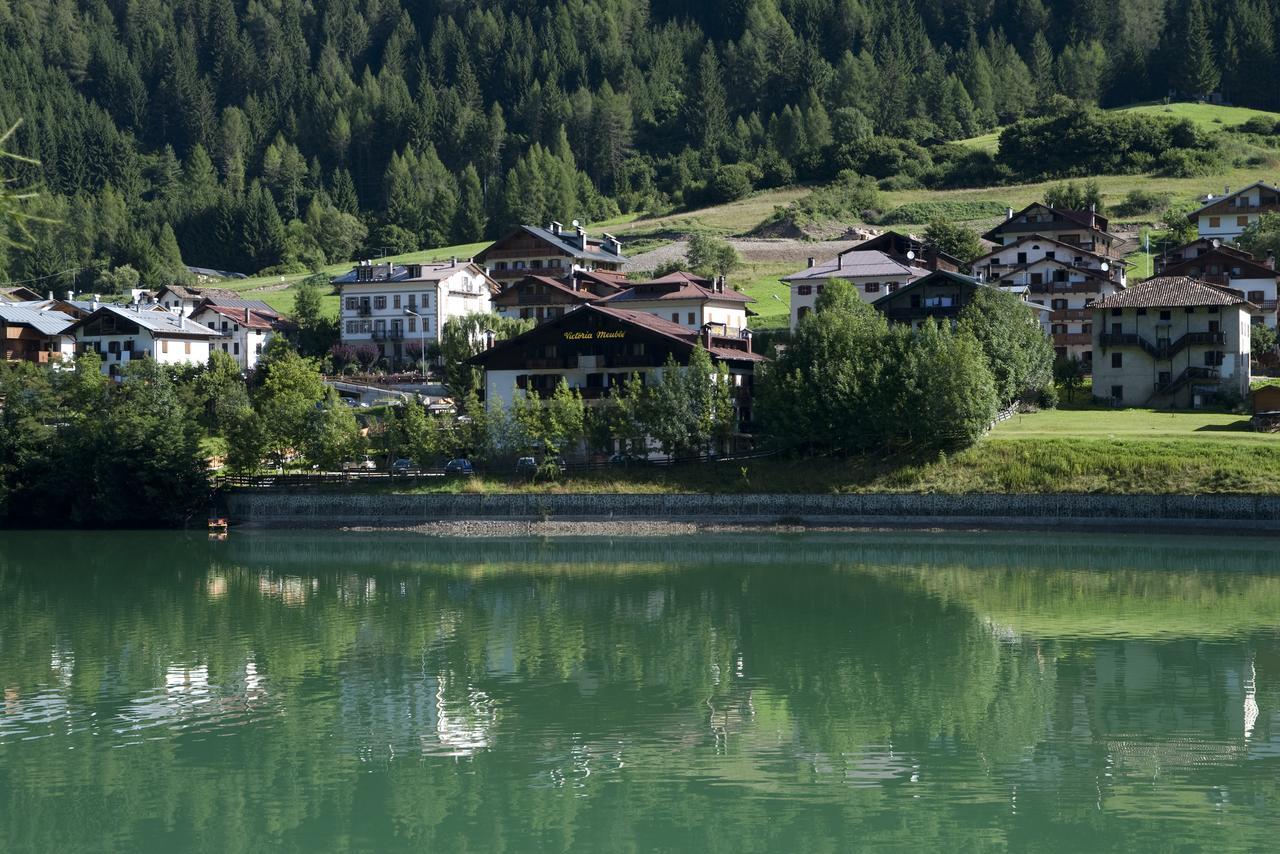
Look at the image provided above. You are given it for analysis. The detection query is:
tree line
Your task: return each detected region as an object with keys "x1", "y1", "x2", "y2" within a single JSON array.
[{"x1": 1, "y1": 0, "x2": 1276, "y2": 290}]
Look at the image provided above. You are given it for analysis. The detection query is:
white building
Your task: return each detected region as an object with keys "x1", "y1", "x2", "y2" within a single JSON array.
[
  {"x1": 596, "y1": 272, "x2": 754, "y2": 337},
  {"x1": 68, "y1": 303, "x2": 220, "y2": 375},
  {"x1": 189, "y1": 300, "x2": 292, "y2": 370},
  {"x1": 1190, "y1": 182, "x2": 1280, "y2": 244},
  {"x1": 333, "y1": 259, "x2": 498, "y2": 368},
  {"x1": 783, "y1": 250, "x2": 928, "y2": 330},
  {"x1": 154, "y1": 285, "x2": 243, "y2": 317},
  {"x1": 974, "y1": 234, "x2": 1128, "y2": 364},
  {"x1": 1161, "y1": 245, "x2": 1279, "y2": 328}
]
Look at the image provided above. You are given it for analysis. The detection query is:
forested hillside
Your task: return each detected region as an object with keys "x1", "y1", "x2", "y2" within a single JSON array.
[{"x1": 2, "y1": 0, "x2": 1278, "y2": 291}]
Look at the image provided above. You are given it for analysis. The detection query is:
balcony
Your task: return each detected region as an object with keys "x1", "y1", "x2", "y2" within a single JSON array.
[
  {"x1": 356, "y1": 304, "x2": 372, "y2": 317},
  {"x1": 371, "y1": 328, "x2": 405, "y2": 341},
  {"x1": 1155, "y1": 366, "x2": 1220, "y2": 396},
  {"x1": 1098, "y1": 330, "x2": 1225, "y2": 359},
  {"x1": 1050, "y1": 308, "x2": 1090, "y2": 321},
  {"x1": 1027, "y1": 282, "x2": 1099, "y2": 295},
  {"x1": 1052, "y1": 332, "x2": 1092, "y2": 345},
  {"x1": 882, "y1": 305, "x2": 963, "y2": 322}
]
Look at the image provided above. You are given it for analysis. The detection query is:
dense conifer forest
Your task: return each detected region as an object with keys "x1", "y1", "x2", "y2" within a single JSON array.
[{"x1": 1, "y1": 0, "x2": 1277, "y2": 290}]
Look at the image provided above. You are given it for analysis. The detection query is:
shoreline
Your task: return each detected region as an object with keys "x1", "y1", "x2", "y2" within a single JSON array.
[{"x1": 223, "y1": 491, "x2": 1280, "y2": 537}]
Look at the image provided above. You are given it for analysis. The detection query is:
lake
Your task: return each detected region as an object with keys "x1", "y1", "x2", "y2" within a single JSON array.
[{"x1": 2, "y1": 530, "x2": 1279, "y2": 852}]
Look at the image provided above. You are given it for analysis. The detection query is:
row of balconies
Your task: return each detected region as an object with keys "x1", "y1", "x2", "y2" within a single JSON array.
[{"x1": 1097, "y1": 330, "x2": 1226, "y2": 359}]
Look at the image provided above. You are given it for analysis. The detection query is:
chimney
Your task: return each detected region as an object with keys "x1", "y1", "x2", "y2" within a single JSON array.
[
  {"x1": 1267, "y1": 252, "x2": 1275, "y2": 270},
  {"x1": 450, "y1": 256, "x2": 457, "y2": 265},
  {"x1": 807, "y1": 257, "x2": 816, "y2": 268},
  {"x1": 702, "y1": 324, "x2": 713, "y2": 350},
  {"x1": 246, "y1": 307, "x2": 251, "y2": 323},
  {"x1": 91, "y1": 294, "x2": 100, "y2": 310},
  {"x1": 1225, "y1": 185, "x2": 1231, "y2": 195},
  {"x1": 576, "y1": 225, "x2": 587, "y2": 250},
  {"x1": 46, "y1": 290, "x2": 52, "y2": 300},
  {"x1": 1006, "y1": 207, "x2": 1014, "y2": 220},
  {"x1": 1089, "y1": 202, "x2": 1096, "y2": 213},
  {"x1": 741, "y1": 328, "x2": 753, "y2": 354},
  {"x1": 65, "y1": 290, "x2": 74, "y2": 301},
  {"x1": 550, "y1": 221, "x2": 562, "y2": 236}
]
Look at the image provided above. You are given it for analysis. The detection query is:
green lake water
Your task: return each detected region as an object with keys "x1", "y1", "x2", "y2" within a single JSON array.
[{"x1": 2, "y1": 531, "x2": 1280, "y2": 853}]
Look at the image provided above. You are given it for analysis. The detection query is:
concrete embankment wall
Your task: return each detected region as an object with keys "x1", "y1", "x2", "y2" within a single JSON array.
[{"x1": 224, "y1": 491, "x2": 1280, "y2": 533}]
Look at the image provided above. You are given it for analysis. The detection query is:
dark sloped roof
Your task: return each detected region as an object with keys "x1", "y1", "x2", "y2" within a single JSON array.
[
  {"x1": 600, "y1": 273, "x2": 754, "y2": 305},
  {"x1": 1163, "y1": 248, "x2": 1278, "y2": 280},
  {"x1": 331, "y1": 260, "x2": 480, "y2": 285},
  {"x1": 974, "y1": 232, "x2": 1128, "y2": 267},
  {"x1": 0, "y1": 305, "x2": 75, "y2": 335},
  {"x1": 69, "y1": 304, "x2": 221, "y2": 336},
  {"x1": 1092, "y1": 276, "x2": 1253, "y2": 309},
  {"x1": 158, "y1": 285, "x2": 241, "y2": 301},
  {"x1": 492, "y1": 274, "x2": 595, "y2": 306}
]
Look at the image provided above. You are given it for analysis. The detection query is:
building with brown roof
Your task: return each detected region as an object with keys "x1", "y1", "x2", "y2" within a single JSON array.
[
  {"x1": 983, "y1": 203, "x2": 1120, "y2": 258},
  {"x1": 597, "y1": 272, "x2": 755, "y2": 336},
  {"x1": 474, "y1": 221, "x2": 625, "y2": 284},
  {"x1": 1091, "y1": 277, "x2": 1253, "y2": 407},
  {"x1": 1189, "y1": 181, "x2": 1280, "y2": 244},
  {"x1": 155, "y1": 285, "x2": 243, "y2": 317},
  {"x1": 468, "y1": 303, "x2": 764, "y2": 440},
  {"x1": 1159, "y1": 246, "x2": 1278, "y2": 326},
  {"x1": 491, "y1": 273, "x2": 623, "y2": 324},
  {"x1": 189, "y1": 300, "x2": 295, "y2": 371}
]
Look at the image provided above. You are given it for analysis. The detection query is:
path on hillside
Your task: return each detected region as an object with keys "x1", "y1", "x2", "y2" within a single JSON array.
[{"x1": 623, "y1": 238, "x2": 869, "y2": 273}]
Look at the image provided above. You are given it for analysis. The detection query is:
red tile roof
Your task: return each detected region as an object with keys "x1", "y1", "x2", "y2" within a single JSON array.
[{"x1": 1092, "y1": 276, "x2": 1254, "y2": 309}]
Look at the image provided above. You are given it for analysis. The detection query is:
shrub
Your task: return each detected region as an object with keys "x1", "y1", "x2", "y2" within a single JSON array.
[
  {"x1": 1237, "y1": 116, "x2": 1280, "y2": 135},
  {"x1": 708, "y1": 163, "x2": 759, "y2": 203},
  {"x1": 877, "y1": 200, "x2": 1011, "y2": 225},
  {"x1": 1111, "y1": 189, "x2": 1174, "y2": 218},
  {"x1": 1158, "y1": 147, "x2": 1224, "y2": 178}
]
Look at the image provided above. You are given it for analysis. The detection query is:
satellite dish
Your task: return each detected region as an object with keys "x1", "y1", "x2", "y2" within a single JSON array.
[
  {"x1": 1101, "y1": 262, "x2": 1109, "y2": 272},
  {"x1": 906, "y1": 250, "x2": 916, "y2": 260},
  {"x1": 1212, "y1": 238, "x2": 1221, "y2": 249},
  {"x1": 571, "y1": 219, "x2": 580, "y2": 228}
]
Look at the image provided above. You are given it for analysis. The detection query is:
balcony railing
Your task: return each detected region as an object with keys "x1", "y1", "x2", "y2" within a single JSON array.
[
  {"x1": 371, "y1": 328, "x2": 405, "y2": 341},
  {"x1": 882, "y1": 305, "x2": 963, "y2": 322},
  {"x1": 1052, "y1": 332, "x2": 1092, "y2": 345},
  {"x1": 1155, "y1": 366, "x2": 1220, "y2": 396},
  {"x1": 1098, "y1": 330, "x2": 1225, "y2": 359}
]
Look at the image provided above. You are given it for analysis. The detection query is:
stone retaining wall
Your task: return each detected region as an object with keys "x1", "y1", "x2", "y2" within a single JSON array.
[{"x1": 224, "y1": 491, "x2": 1280, "y2": 532}]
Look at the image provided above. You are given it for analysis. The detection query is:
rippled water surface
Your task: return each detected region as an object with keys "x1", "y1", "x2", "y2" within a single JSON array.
[{"x1": 2, "y1": 530, "x2": 1280, "y2": 852}]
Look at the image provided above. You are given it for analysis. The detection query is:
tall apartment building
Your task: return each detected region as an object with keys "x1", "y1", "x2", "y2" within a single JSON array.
[{"x1": 333, "y1": 259, "x2": 497, "y2": 368}]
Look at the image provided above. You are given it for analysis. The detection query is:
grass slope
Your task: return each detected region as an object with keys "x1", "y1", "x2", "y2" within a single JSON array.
[{"x1": 372, "y1": 408, "x2": 1275, "y2": 497}]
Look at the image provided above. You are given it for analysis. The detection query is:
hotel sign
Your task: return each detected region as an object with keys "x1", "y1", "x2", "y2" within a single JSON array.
[{"x1": 563, "y1": 330, "x2": 626, "y2": 340}]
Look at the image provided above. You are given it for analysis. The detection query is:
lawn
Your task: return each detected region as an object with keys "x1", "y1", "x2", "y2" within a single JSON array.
[
  {"x1": 991, "y1": 407, "x2": 1267, "y2": 443},
  {"x1": 732, "y1": 261, "x2": 794, "y2": 329},
  {"x1": 1115, "y1": 101, "x2": 1280, "y2": 130}
]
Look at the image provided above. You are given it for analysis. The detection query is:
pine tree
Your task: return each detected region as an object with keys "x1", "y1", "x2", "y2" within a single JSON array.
[
  {"x1": 1179, "y1": 0, "x2": 1220, "y2": 98},
  {"x1": 688, "y1": 47, "x2": 729, "y2": 153},
  {"x1": 453, "y1": 163, "x2": 486, "y2": 243}
]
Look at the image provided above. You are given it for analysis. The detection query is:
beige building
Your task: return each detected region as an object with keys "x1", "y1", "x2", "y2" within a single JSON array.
[
  {"x1": 1091, "y1": 277, "x2": 1253, "y2": 408},
  {"x1": 596, "y1": 272, "x2": 754, "y2": 337},
  {"x1": 1190, "y1": 181, "x2": 1280, "y2": 244}
]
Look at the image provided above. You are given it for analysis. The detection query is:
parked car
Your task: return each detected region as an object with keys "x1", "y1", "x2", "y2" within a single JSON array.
[
  {"x1": 342, "y1": 458, "x2": 377, "y2": 471},
  {"x1": 391, "y1": 458, "x2": 416, "y2": 474},
  {"x1": 444, "y1": 458, "x2": 474, "y2": 477},
  {"x1": 608, "y1": 453, "x2": 647, "y2": 467},
  {"x1": 515, "y1": 456, "x2": 538, "y2": 478}
]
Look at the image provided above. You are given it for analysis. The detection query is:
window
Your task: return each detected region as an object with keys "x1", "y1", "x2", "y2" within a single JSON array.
[
  {"x1": 1052, "y1": 299, "x2": 1067, "y2": 310},
  {"x1": 408, "y1": 318, "x2": 416, "y2": 332},
  {"x1": 421, "y1": 293, "x2": 430, "y2": 308},
  {"x1": 345, "y1": 297, "x2": 358, "y2": 310},
  {"x1": 1249, "y1": 290, "x2": 1265, "y2": 302},
  {"x1": 1045, "y1": 251, "x2": 1055, "y2": 260},
  {"x1": 671, "y1": 313, "x2": 679, "y2": 322},
  {"x1": 888, "y1": 282, "x2": 899, "y2": 292},
  {"x1": 233, "y1": 342, "x2": 240, "y2": 355},
  {"x1": 865, "y1": 282, "x2": 880, "y2": 293},
  {"x1": 1160, "y1": 310, "x2": 1171, "y2": 321},
  {"x1": 1111, "y1": 385, "x2": 1123, "y2": 401},
  {"x1": 1238, "y1": 216, "x2": 1249, "y2": 227},
  {"x1": 816, "y1": 285, "x2": 825, "y2": 294},
  {"x1": 1051, "y1": 324, "x2": 1067, "y2": 335},
  {"x1": 184, "y1": 342, "x2": 191, "y2": 355},
  {"x1": 1111, "y1": 352, "x2": 1122, "y2": 368},
  {"x1": 1209, "y1": 217, "x2": 1220, "y2": 227},
  {"x1": 687, "y1": 312, "x2": 695, "y2": 324},
  {"x1": 1016, "y1": 252, "x2": 1027, "y2": 264},
  {"x1": 797, "y1": 285, "x2": 812, "y2": 296},
  {"x1": 532, "y1": 259, "x2": 542, "y2": 268},
  {"x1": 393, "y1": 295, "x2": 401, "y2": 309},
  {"x1": 161, "y1": 340, "x2": 169, "y2": 354},
  {"x1": 346, "y1": 321, "x2": 357, "y2": 334},
  {"x1": 549, "y1": 259, "x2": 562, "y2": 268},
  {"x1": 1082, "y1": 323, "x2": 1091, "y2": 333},
  {"x1": 374, "y1": 296, "x2": 387, "y2": 310},
  {"x1": 514, "y1": 261, "x2": 525, "y2": 269},
  {"x1": 496, "y1": 261, "x2": 508, "y2": 270},
  {"x1": 1205, "y1": 350, "x2": 1224, "y2": 367}
]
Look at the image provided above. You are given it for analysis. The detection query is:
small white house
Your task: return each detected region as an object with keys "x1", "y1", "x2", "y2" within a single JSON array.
[
  {"x1": 1190, "y1": 182, "x2": 1280, "y2": 244},
  {"x1": 783, "y1": 250, "x2": 928, "y2": 330},
  {"x1": 596, "y1": 272, "x2": 754, "y2": 337},
  {"x1": 68, "y1": 303, "x2": 220, "y2": 375},
  {"x1": 189, "y1": 300, "x2": 292, "y2": 370}
]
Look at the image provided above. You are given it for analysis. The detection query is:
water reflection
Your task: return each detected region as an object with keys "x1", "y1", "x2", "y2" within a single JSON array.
[{"x1": 0, "y1": 531, "x2": 1279, "y2": 852}]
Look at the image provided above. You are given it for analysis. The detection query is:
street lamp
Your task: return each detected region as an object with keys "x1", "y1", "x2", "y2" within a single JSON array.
[{"x1": 404, "y1": 308, "x2": 427, "y2": 377}]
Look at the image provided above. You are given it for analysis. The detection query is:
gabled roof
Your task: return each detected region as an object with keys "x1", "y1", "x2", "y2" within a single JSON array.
[
  {"x1": 987, "y1": 256, "x2": 1126, "y2": 286},
  {"x1": 600, "y1": 272, "x2": 754, "y2": 305},
  {"x1": 982, "y1": 203, "x2": 1114, "y2": 242},
  {"x1": 68, "y1": 304, "x2": 221, "y2": 337},
  {"x1": 882, "y1": 269, "x2": 984, "y2": 298},
  {"x1": 192, "y1": 295, "x2": 280, "y2": 315},
  {"x1": 0, "y1": 286, "x2": 45, "y2": 303},
  {"x1": 332, "y1": 259, "x2": 484, "y2": 285},
  {"x1": 783, "y1": 250, "x2": 927, "y2": 282},
  {"x1": 192, "y1": 303, "x2": 292, "y2": 331},
  {"x1": 476, "y1": 225, "x2": 626, "y2": 266},
  {"x1": 1163, "y1": 247, "x2": 1278, "y2": 280},
  {"x1": 974, "y1": 232, "x2": 1128, "y2": 267},
  {"x1": 0, "y1": 305, "x2": 76, "y2": 336},
  {"x1": 468, "y1": 303, "x2": 765, "y2": 367},
  {"x1": 492, "y1": 274, "x2": 596, "y2": 306},
  {"x1": 840, "y1": 230, "x2": 964, "y2": 267},
  {"x1": 1189, "y1": 181, "x2": 1280, "y2": 217},
  {"x1": 1093, "y1": 277, "x2": 1253, "y2": 309}
]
